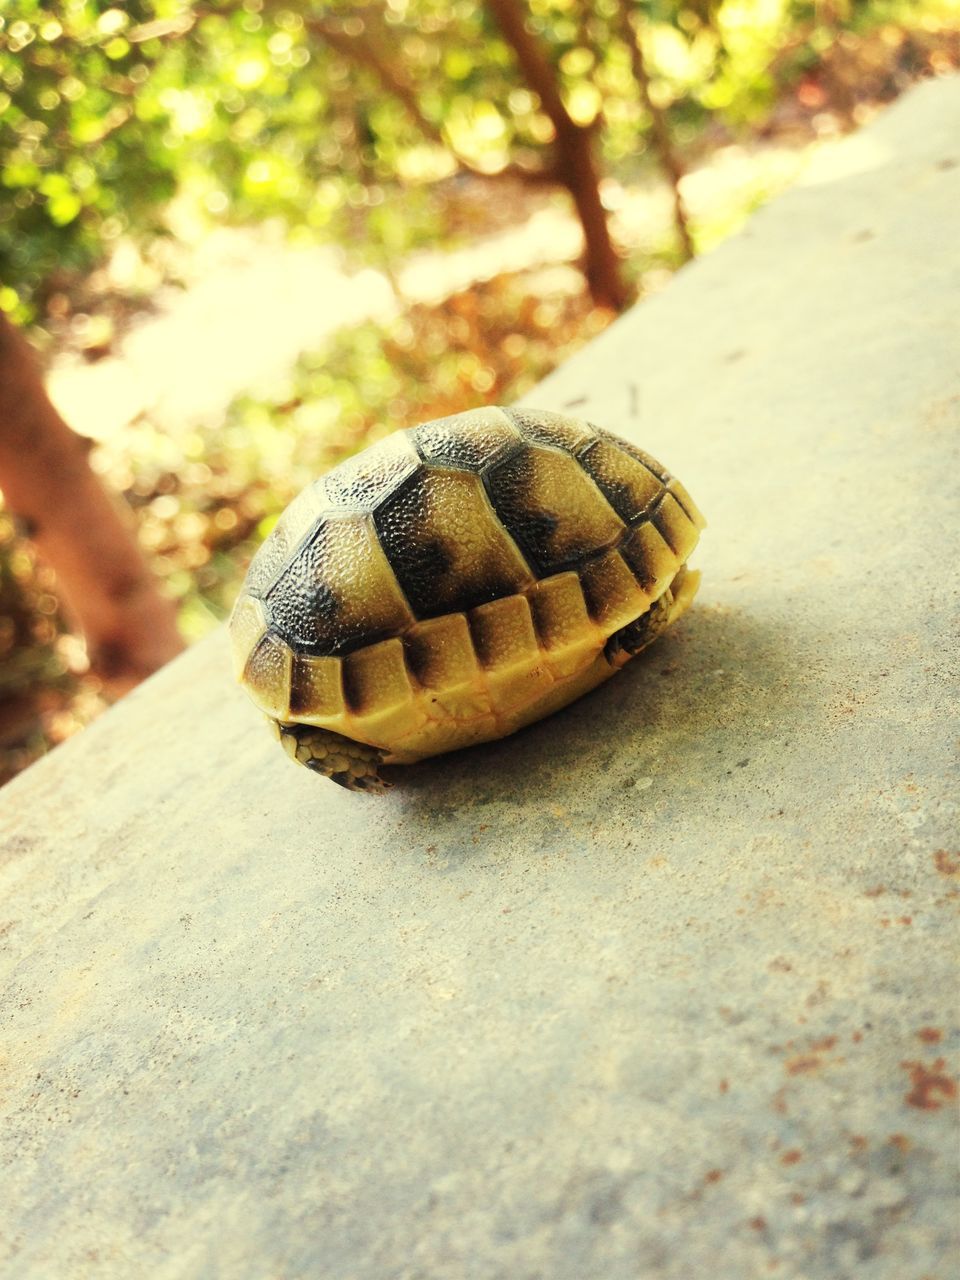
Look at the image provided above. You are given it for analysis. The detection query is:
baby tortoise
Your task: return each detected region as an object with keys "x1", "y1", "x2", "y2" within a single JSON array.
[{"x1": 230, "y1": 406, "x2": 705, "y2": 792}]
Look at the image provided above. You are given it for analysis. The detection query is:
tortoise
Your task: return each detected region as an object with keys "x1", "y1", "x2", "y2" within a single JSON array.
[{"x1": 229, "y1": 406, "x2": 705, "y2": 792}]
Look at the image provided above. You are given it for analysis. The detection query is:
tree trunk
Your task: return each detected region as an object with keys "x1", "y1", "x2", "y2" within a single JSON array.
[
  {"x1": 0, "y1": 313, "x2": 184, "y2": 690},
  {"x1": 486, "y1": 0, "x2": 629, "y2": 310}
]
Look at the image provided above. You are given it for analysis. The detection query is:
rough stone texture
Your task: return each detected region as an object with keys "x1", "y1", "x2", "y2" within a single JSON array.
[{"x1": 2, "y1": 78, "x2": 958, "y2": 1279}]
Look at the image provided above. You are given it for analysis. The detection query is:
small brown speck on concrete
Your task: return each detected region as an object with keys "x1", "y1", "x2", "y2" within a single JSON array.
[
  {"x1": 804, "y1": 981, "x2": 830, "y2": 1008},
  {"x1": 781, "y1": 1149, "x2": 803, "y2": 1166},
  {"x1": 933, "y1": 849, "x2": 960, "y2": 876},
  {"x1": 786, "y1": 1055, "x2": 822, "y2": 1076},
  {"x1": 901, "y1": 1058, "x2": 958, "y2": 1110},
  {"x1": 917, "y1": 1027, "x2": 942, "y2": 1044}
]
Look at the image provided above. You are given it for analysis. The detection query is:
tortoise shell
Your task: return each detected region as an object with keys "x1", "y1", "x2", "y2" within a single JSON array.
[{"x1": 230, "y1": 406, "x2": 704, "y2": 789}]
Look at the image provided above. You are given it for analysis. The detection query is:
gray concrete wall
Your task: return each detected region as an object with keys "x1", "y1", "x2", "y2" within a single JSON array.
[{"x1": 2, "y1": 76, "x2": 958, "y2": 1279}]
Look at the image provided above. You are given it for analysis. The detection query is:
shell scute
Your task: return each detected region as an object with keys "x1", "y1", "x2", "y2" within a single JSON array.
[
  {"x1": 668, "y1": 477, "x2": 707, "y2": 531},
  {"x1": 342, "y1": 638, "x2": 415, "y2": 715},
  {"x1": 266, "y1": 513, "x2": 414, "y2": 656},
  {"x1": 527, "y1": 572, "x2": 594, "y2": 654},
  {"x1": 483, "y1": 443, "x2": 625, "y2": 576},
  {"x1": 323, "y1": 431, "x2": 420, "y2": 512},
  {"x1": 468, "y1": 594, "x2": 539, "y2": 672},
  {"x1": 244, "y1": 632, "x2": 293, "y2": 720},
  {"x1": 577, "y1": 436, "x2": 664, "y2": 524},
  {"x1": 289, "y1": 653, "x2": 344, "y2": 721},
  {"x1": 373, "y1": 466, "x2": 532, "y2": 619},
  {"x1": 411, "y1": 405, "x2": 521, "y2": 471},
  {"x1": 503, "y1": 407, "x2": 596, "y2": 454},
  {"x1": 243, "y1": 482, "x2": 325, "y2": 598},
  {"x1": 620, "y1": 521, "x2": 677, "y2": 597},
  {"x1": 653, "y1": 491, "x2": 701, "y2": 561},
  {"x1": 579, "y1": 549, "x2": 651, "y2": 632},
  {"x1": 596, "y1": 428, "x2": 669, "y2": 483},
  {"x1": 229, "y1": 594, "x2": 268, "y2": 678},
  {"x1": 403, "y1": 614, "x2": 480, "y2": 693}
]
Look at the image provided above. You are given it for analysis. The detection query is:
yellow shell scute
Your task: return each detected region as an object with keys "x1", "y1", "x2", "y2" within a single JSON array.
[
  {"x1": 621, "y1": 521, "x2": 679, "y2": 599},
  {"x1": 504, "y1": 408, "x2": 596, "y2": 453},
  {"x1": 243, "y1": 632, "x2": 294, "y2": 720},
  {"x1": 469, "y1": 595, "x2": 539, "y2": 671},
  {"x1": 229, "y1": 595, "x2": 268, "y2": 679},
  {"x1": 240, "y1": 482, "x2": 326, "y2": 602},
  {"x1": 337, "y1": 637, "x2": 428, "y2": 748},
  {"x1": 343, "y1": 637, "x2": 415, "y2": 716},
  {"x1": 468, "y1": 594, "x2": 554, "y2": 719},
  {"x1": 289, "y1": 653, "x2": 345, "y2": 722},
  {"x1": 265, "y1": 514, "x2": 416, "y2": 659},
  {"x1": 579, "y1": 436, "x2": 664, "y2": 521},
  {"x1": 403, "y1": 614, "x2": 481, "y2": 692},
  {"x1": 323, "y1": 430, "x2": 420, "y2": 510},
  {"x1": 490, "y1": 445, "x2": 625, "y2": 574},
  {"x1": 374, "y1": 468, "x2": 533, "y2": 619},
  {"x1": 668, "y1": 478, "x2": 707, "y2": 531},
  {"x1": 526, "y1": 571, "x2": 600, "y2": 681},
  {"x1": 412, "y1": 405, "x2": 519, "y2": 465},
  {"x1": 654, "y1": 492, "x2": 701, "y2": 561},
  {"x1": 578, "y1": 549, "x2": 651, "y2": 632},
  {"x1": 278, "y1": 480, "x2": 327, "y2": 542}
]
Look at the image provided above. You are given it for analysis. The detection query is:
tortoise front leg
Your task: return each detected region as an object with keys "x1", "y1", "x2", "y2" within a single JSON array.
[{"x1": 274, "y1": 723, "x2": 390, "y2": 793}]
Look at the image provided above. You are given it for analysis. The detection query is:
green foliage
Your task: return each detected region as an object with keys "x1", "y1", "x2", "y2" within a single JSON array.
[
  {"x1": 0, "y1": 1, "x2": 178, "y2": 321},
  {"x1": 4, "y1": 0, "x2": 956, "y2": 321}
]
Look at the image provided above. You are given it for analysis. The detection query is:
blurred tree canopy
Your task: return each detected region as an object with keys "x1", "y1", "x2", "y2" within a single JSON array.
[{"x1": 4, "y1": 0, "x2": 958, "y2": 322}]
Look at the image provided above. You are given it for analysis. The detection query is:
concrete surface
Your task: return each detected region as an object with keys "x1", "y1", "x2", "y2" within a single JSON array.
[{"x1": 2, "y1": 76, "x2": 959, "y2": 1279}]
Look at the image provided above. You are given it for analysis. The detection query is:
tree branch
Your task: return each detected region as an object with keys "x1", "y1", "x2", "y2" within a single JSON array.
[
  {"x1": 307, "y1": 14, "x2": 448, "y2": 150},
  {"x1": 301, "y1": 11, "x2": 550, "y2": 184}
]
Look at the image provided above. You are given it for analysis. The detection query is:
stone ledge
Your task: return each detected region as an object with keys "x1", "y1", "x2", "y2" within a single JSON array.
[{"x1": 2, "y1": 76, "x2": 958, "y2": 1280}]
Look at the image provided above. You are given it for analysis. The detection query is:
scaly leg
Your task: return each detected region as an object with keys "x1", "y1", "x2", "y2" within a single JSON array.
[
  {"x1": 605, "y1": 566, "x2": 700, "y2": 666},
  {"x1": 274, "y1": 722, "x2": 390, "y2": 793}
]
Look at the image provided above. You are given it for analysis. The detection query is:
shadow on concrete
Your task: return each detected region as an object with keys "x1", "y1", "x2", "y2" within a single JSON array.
[{"x1": 393, "y1": 602, "x2": 810, "y2": 820}]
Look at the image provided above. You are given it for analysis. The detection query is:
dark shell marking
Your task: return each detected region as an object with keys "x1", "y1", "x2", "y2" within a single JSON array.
[{"x1": 246, "y1": 407, "x2": 702, "y2": 662}]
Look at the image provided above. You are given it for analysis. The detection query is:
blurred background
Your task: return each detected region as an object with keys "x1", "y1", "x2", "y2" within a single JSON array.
[{"x1": 1, "y1": 0, "x2": 957, "y2": 785}]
